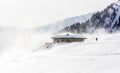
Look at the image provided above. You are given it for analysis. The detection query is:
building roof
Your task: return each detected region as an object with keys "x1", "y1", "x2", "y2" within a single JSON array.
[{"x1": 51, "y1": 34, "x2": 87, "y2": 39}]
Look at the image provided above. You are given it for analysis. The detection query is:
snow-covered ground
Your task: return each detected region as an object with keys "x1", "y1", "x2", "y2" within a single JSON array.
[{"x1": 0, "y1": 29, "x2": 120, "y2": 73}]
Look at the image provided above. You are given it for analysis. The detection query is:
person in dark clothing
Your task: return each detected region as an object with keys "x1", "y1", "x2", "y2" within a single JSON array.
[{"x1": 96, "y1": 38, "x2": 98, "y2": 41}]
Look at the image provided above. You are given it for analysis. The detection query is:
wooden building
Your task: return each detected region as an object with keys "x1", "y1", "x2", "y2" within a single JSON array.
[{"x1": 51, "y1": 34, "x2": 87, "y2": 43}]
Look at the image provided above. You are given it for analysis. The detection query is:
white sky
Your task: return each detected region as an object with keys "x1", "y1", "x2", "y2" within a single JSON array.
[{"x1": 0, "y1": 0, "x2": 117, "y2": 28}]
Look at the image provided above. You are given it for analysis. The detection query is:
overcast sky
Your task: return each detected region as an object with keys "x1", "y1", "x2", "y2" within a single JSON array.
[{"x1": 0, "y1": 0, "x2": 118, "y2": 28}]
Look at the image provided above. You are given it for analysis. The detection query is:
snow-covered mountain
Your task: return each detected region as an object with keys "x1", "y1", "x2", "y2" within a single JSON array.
[
  {"x1": 63, "y1": 0, "x2": 120, "y2": 33},
  {"x1": 36, "y1": 13, "x2": 93, "y2": 33}
]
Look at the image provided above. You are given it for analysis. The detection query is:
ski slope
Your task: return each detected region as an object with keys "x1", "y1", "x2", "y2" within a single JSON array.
[{"x1": 0, "y1": 29, "x2": 120, "y2": 73}]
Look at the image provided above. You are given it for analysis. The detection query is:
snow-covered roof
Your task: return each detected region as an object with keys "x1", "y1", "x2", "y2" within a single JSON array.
[{"x1": 51, "y1": 34, "x2": 87, "y2": 39}]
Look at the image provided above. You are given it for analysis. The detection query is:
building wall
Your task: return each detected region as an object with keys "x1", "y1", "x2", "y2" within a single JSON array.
[{"x1": 53, "y1": 38, "x2": 85, "y2": 43}]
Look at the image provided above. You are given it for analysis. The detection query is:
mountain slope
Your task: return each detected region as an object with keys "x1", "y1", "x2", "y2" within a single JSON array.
[
  {"x1": 63, "y1": 1, "x2": 120, "y2": 33},
  {"x1": 36, "y1": 13, "x2": 93, "y2": 33},
  {"x1": 0, "y1": 30, "x2": 120, "y2": 73}
]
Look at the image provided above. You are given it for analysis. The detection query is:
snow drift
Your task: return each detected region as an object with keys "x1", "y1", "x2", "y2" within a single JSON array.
[{"x1": 0, "y1": 27, "x2": 120, "y2": 73}]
